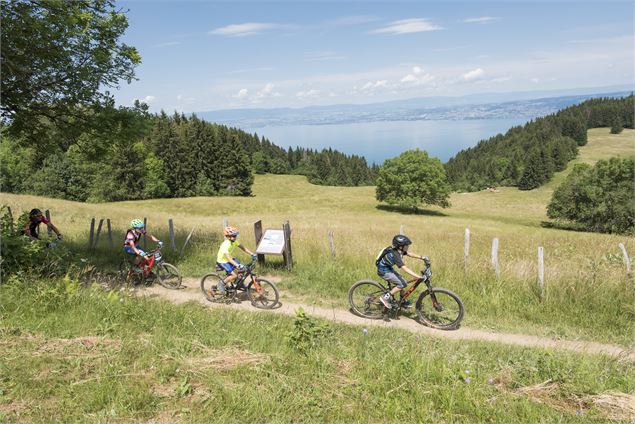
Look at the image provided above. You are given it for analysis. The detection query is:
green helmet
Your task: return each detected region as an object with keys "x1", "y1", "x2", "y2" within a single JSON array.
[{"x1": 130, "y1": 219, "x2": 144, "y2": 229}]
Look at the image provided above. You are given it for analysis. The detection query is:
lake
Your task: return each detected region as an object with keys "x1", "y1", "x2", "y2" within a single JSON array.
[{"x1": 243, "y1": 118, "x2": 529, "y2": 165}]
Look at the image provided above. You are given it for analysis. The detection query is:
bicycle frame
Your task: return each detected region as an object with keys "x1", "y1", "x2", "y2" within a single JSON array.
[
  {"x1": 390, "y1": 266, "x2": 439, "y2": 311},
  {"x1": 220, "y1": 261, "x2": 265, "y2": 295}
]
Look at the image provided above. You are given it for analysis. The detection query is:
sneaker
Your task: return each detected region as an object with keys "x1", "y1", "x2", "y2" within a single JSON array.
[
  {"x1": 216, "y1": 280, "x2": 226, "y2": 295},
  {"x1": 400, "y1": 299, "x2": 413, "y2": 308},
  {"x1": 379, "y1": 293, "x2": 393, "y2": 309}
]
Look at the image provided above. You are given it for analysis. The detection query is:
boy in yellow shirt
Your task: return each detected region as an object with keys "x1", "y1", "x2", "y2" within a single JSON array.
[{"x1": 216, "y1": 226, "x2": 257, "y2": 294}]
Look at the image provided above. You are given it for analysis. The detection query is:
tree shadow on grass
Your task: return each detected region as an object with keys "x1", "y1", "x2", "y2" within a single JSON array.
[
  {"x1": 376, "y1": 204, "x2": 448, "y2": 217},
  {"x1": 540, "y1": 220, "x2": 591, "y2": 233}
]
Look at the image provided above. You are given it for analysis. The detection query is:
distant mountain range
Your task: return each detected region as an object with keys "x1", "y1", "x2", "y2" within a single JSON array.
[{"x1": 196, "y1": 84, "x2": 633, "y2": 129}]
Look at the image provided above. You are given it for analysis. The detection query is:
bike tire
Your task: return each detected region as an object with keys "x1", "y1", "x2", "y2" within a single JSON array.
[
  {"x1": 118, "y1": 260, "x2": 142, "y2": 286},
  {"x1": 415, "y1": 288, "x2": 464, "y2": 330},
  {"x1": 156, "y1": 262, "x2": 182, "y2": 289},
  {"x1": 348, "y1": 280, "x2": 388, "y2": 319},
  {"x1": 200, "y1": 273, "x2": 226, "y2": 302},
  {"x1": 247, "y1": 279, "x2": 279, "y2": 309}
]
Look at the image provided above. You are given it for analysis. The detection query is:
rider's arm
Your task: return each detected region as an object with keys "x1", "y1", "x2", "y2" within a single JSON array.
[
  {"x1": 405, "y1": 251, "x2": 424, "y2": 260},
  {"x1": 126, "y1": 239, "x2": 144, "y2": 255},
  {"x1": 224, "y1": 252, "x2": 241, "y2": 267},
  {"x1": 238, "y1": 244, "x2": 256, "y2": 257},
  {"x1": 399, "y1": 265, "x2": 422, "y2": 279},
  {"x1": 47, "y1": 222, "x2": 62, "y2": 238}
]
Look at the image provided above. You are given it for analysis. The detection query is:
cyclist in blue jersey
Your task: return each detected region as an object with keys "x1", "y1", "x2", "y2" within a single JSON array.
[{"x1": 376, "y1": 234, "x2": 428, "y2": 309}]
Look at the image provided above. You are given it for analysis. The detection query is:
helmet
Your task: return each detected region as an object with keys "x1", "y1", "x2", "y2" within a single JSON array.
[
  {"x1": 392, "y1": 234, "x2": 412, "y2": 248},
  {"x1": 223, "y1": 226, "x2": 239, "y2": 237},
  {"x1": 130, "y1": 219, "x2": 144, "y2": 229},
  {"x1": 30, "y1": 208, "x2": 43, "y2": 217}
]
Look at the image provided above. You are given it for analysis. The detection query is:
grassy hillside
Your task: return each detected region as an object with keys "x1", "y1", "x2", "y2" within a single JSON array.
[
  {"x1": 1, "y1": 279, "x2": 633, "y2": 423},
  {"x1": 1, "y1": 129, "x2": 634, "y2": 345}
]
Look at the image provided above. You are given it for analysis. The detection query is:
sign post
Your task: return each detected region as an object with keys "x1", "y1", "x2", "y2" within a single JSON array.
[{"x1": 254, "y1": 221, "x2": 293, "y2": 270}]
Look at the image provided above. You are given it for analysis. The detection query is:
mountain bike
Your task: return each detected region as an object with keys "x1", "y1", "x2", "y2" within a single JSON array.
[
  {"x1": 200, "y1": 260, "x2": 279, "y2": 309},
  {"x1": 348, "y1": 259, "x2": 464, "y2": 330},
  {"x1": 119, "y1": 243, "x2": 182, "y2": 289}
]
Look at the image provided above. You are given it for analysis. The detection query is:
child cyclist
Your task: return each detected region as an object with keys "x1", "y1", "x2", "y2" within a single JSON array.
[
  {"x1": 215, "y1": 226, "x2": 257, "y2": 295},
  {"x1": 124, "y1": 219, "x2": 163, "y2": 272},
  {"x1": 376, "y1": 234, "x2": 429, "y2": 309},
  {"x1": 22, "y1": 208, "x2": 62, "y2": 241}
]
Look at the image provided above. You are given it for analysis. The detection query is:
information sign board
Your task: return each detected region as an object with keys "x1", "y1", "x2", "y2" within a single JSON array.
[{"x1": 256, "y1": 229, "x2": 285, "y2": 255}]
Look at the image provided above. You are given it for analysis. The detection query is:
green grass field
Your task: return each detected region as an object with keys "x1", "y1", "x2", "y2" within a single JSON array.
[
  {"x1": 1, "y1": 128, "x2": 635, "y2": 422},
  {"x1": 1, "y1": 128, "x2": 634, "y2": 346},
  {"x1": 1, "y1": 278, "x2": 634, "y2": 423}
]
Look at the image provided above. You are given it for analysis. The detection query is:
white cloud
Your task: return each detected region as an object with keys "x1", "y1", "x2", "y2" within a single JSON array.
[
  {"x1": 234, "y1": 88, "x2": 249, "y2": 100},
  {"x1": 255, "y1": 83, "x2": 281, "y2": 100},
  {"x1": 210, "y1": 23, "x2": 279, "y2": 37},
  {"x1": 134, "y1": 95, "x2": 155, "y2": 105},
  {"x1": 372, "y1": 18, "x2": 443, "y2": 35},
  {"x1": 361, "y1": 80, "x2": 388, "y2": 91},
  {"x1": 530, "y1": 77, "x2": 540, "y2": 83},
  {"x1": 461, "y1": 16, "x2": 500, "y2": 24},
  {"x1": 400, "y1": 66, "x2": 434, "y2": 86},
  {"x1": 462, "y1": 68, "x2": 485, "y2": 82},
  {"x1": 296, "y1": 89, "x2": 321, "y2": 99}
]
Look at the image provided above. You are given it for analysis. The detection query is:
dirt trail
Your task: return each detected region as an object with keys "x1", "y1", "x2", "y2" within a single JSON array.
[{"x1": 142, "y1": 279, "x2": 634, "y2": 361}]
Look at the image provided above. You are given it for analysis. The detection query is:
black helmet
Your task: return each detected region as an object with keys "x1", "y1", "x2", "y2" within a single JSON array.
[
  {"x1": 392, "y1": 234, "x2": 412, "y2": 248},
  {"x1": 29, "y1": 208, "x2": 43, "y2": 217}
]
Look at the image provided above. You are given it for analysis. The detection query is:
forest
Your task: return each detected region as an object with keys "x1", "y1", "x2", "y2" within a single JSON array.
[
  {"x1": 444, "y1": 95, "x2": 634, "y2": 191},
  {"x1": 0, "y1": 106, "x2": 378, "y2": 202}
]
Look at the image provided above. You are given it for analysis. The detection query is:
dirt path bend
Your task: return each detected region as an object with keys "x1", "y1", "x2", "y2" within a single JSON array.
[{"x1": 141, "y1": 279, "x2": 635, "y2": 361}]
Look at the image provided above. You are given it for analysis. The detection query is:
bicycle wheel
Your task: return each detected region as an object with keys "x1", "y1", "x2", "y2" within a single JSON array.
[
  {"x1": 247, "y1": 279, "x2": 279, "y2": 309},
  {"x1": 348, "y1": 280, "x2": 387, "y2": 319},
  {"x1": 118, "y1": 260, "x2": 142, "y2": 286},
  {"x1": 416, "y1": 288, "x2": 464, "y2": 330},
  {"x1": 200, "y1": 273, "x2": 226, "y2": 302},
  {"x1": 156, "y1": 263, "x2": 182, "y2": 289}
]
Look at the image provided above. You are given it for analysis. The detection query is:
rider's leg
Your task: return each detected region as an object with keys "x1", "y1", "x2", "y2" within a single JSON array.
[{"x1": 380, "y1": 272, "x2": 407, "y2": 308}]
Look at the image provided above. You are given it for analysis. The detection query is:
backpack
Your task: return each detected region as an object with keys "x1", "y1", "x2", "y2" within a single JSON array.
[{"x1": 375, "y1": 246, "x2": 393, "y2": 268}]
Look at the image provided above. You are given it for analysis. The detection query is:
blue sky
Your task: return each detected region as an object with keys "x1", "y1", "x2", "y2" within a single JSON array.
[{"x1": 114, "y1": 0, "x2": 634, "y2": 113}]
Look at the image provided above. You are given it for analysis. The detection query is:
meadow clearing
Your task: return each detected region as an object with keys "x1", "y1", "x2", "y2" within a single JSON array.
[
  {"x1": 1, "y1": 128, "x2": 634, "y2": 423},
  {"x1": 2, "y1": 128, "x2": 633, "y2": 345}
]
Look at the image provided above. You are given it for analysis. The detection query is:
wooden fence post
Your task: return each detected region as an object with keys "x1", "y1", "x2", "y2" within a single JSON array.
[
  {"x1": 6, "y1": 206, "x2": 14, "y2": 232},
  {"x1": 169, "y1": 219, "x2": 176, "y2": 250},
  {"x1": 328, "y1": 230, "x2": 336, "y2": 258},
  {"x1": 180, "y1": 227, "x2": 195, "y2": 257},
  {"x1": 283, "y1": 221, "x2": 293, "y2": 271},
  {"x1": 223, "y1": 217, "x2": 228, "y2": 229},
  {"x1": 143, "y1": 217, "x2": 147, "y2": 250},
  {"x1": 94, "y1": 219, "x2": 104, "y2": 248},
  {"x1": 618, "y1": 243, "x2": 631, "y2": 273},
  {"x1": 399, "y1": 225, "x2": 404, "y2": 235},
  {"x1": 89, "y1": 218, "x2": 95, "y2": 249},
  {"x1": 106, "y1": 219, "x2": 113, "y2": 248},
  {"x1": 45, "y1": 209, "x2": 52, "y2": 236},
  {"x1": 492, "y1": 238, "x2": 500, "y2": 277},
  {"x1": 254, "y1": 220, "x2": 265, "y2": 267},
  {"x1": 538, "y1": 246, "x2": 545, "y2": 300},
  {"x1": 464, "y1": 228, "x2": 470, "y2": 273}
]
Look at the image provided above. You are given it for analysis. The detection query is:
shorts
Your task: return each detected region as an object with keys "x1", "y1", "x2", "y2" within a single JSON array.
[
  {"x1": 217, "y1": 259, "x2": 240, "y2": 274},
  {"x1": 379, "y1": 271, "x2": 407, "y2": 289},
  {"x1": 124, "y1": 245, "x2": 141, "y2": 256}
]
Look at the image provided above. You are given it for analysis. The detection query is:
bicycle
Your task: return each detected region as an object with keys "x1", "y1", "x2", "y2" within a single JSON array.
[
  {"x1": 200, "y1": 260, "x2": 279, "y2": 309},
  {"x1": 348, "y1": 259, "x2": 464, "y2": 330},
  {"x1": 119, "y1": 243, "x2": 182, "y2": 289}
]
